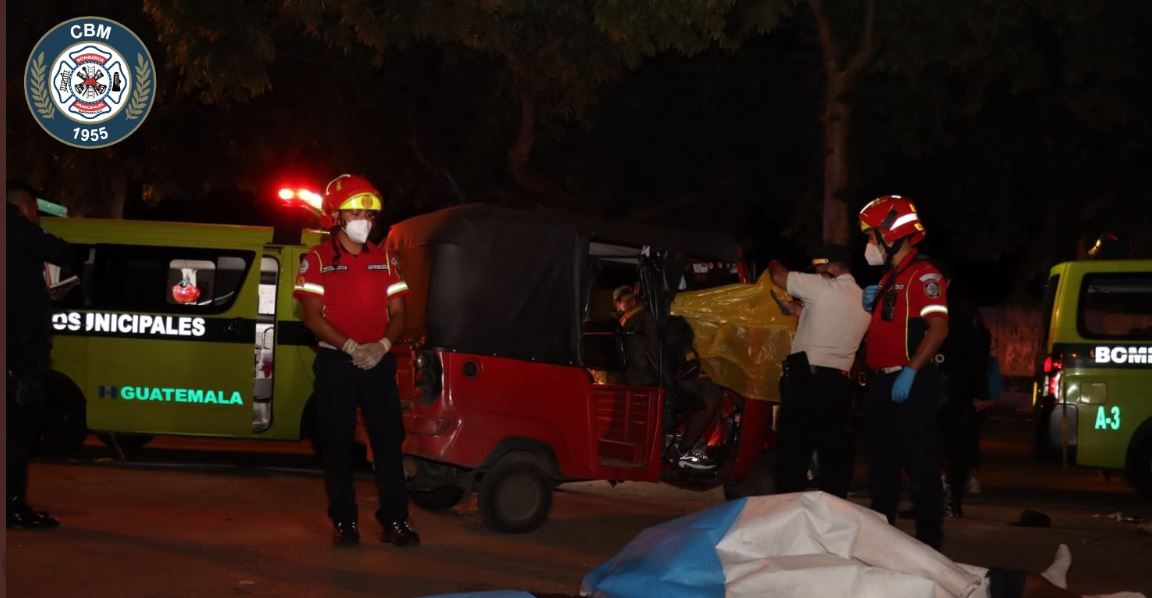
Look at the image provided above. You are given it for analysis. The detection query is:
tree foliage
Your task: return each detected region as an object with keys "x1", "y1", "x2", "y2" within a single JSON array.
[{"x1": 6, "y1": 0, "x2": 1151, "y2": 305}]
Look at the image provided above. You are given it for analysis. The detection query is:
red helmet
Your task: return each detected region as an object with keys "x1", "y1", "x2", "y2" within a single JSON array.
[
  {"x1": 323, "y1": 174, "x2": 383, "y2": 215},
  {"x1": 859, "y1": 195, "x2": 926, "y2": 246}
]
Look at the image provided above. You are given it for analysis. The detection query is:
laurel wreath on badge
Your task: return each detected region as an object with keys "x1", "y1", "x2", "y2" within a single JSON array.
[
  {"x1": 126, "y1": 53, "x2": 152, "y2": 120},
  {"x1": 29, "y1": 53, "x2": 56, "y2": 120}
]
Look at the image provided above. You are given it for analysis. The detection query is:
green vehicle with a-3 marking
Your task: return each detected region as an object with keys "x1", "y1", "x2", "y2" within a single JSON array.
[{"x1": 1034, "y1": 259, "x2": 1152, "y2": 497}]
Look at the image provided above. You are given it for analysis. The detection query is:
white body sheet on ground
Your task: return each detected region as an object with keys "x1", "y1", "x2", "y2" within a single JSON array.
[{"x1": 583, "y1": 492, "x2": 989, "y2": 598}]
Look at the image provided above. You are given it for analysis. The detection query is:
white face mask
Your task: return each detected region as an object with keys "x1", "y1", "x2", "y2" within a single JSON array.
[
  {"x1": 343, "y1": 219, "x2": 372, "y2": 244},
  {"x1": 865, "y1": 242, "x2": 886, "y2": 266}
]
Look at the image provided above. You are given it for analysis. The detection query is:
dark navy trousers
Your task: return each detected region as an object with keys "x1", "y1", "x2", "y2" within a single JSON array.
[{"x1": 312, "y1": 349, "x2": 408, "y2": 525}]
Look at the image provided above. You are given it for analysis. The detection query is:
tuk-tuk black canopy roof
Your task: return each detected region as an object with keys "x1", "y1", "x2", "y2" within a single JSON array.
[{"x1": 385, "y1": 204, "x2": 741, "y2": 365}]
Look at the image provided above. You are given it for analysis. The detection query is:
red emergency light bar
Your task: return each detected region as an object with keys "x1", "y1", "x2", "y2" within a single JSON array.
[
  {"x1": 277, "y1": 187, "x2": 322, "y2": 210},
  {"x1": 273, "y1": 185, "x2": 322, "y2": 245}
]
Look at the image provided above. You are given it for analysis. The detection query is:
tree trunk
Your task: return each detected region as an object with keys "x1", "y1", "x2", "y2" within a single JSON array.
[
  {"x1": 507, "y1": 86, "x2": 569, "y2": 207},
  {"x1": 822, "y1": 75, "x2": 853, "y2": 245},
  {"x1": 808, "y1": 0, "x2": 876, "y2": 245}
]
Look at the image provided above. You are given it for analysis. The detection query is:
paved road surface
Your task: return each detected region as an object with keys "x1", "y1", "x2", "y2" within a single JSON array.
[{"x1": 7, "y1": 420, "x2": 1152, "y2": 597}]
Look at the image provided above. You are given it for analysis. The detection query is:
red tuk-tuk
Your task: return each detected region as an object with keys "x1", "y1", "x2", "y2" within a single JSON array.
[{"x1": 385, "y1": 205, "x2": 773, "y2": 532}]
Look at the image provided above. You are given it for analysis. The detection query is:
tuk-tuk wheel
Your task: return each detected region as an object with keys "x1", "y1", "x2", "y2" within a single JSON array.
[
  {"x1": 410, "y1": 486, "x2": 466, "y2": 511},
  {"x1": 478, "y1": 457, "x2": 553, "y2": 533}
]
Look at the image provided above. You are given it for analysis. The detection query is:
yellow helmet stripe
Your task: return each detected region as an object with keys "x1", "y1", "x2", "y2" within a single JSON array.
[{"x1": 338, "y1": 192, "x2": 382, "y2": 211}]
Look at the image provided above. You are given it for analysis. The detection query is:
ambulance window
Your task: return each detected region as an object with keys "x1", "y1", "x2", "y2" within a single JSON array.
[
  {"x1": 258, "y1": 257, "x2": 278, "y2": 316},
  {"x1": 168, "y1": 259, "x2": 217, "y2": 307},
  {"x1": 213, "y1": 257, "x2": 248, "y2": 306},
  {"x1": 166, "y1": 256, "x2": 250, "y2": 309},
  {"x1": 1078, "y1": 273, "x2": 1152, "y2": 340},
  {"x1": 92, "y1": 245, "x2": 253, "y2": 313}
]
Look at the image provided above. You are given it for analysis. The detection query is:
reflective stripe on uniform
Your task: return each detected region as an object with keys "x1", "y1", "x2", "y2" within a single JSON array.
[
  {"x1": 387, "y1": 281, "x2": 409, "y2": 297},
  {"x1": 920, "y1": 305, "x2": 948, "y2": 317},
  {"x1": 295, "y1": 282, "x2": 325, "y2": 296}
]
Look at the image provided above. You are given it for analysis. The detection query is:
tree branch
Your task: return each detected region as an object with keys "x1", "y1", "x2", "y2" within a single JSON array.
[
  {"x1": 406, "y1": 104, "x2": 467, "y2": 202},
  {"x1": 806, "y1": 0, "x2": 842, "y2": 79},
  {"x1": 507, "y1": 84, "x2": 570, "y2": 206},
  {"x1": 844, "y1": 0, "x2": 878, "y2": 81}
]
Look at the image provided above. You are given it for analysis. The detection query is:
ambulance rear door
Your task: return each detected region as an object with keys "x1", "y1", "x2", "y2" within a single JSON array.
[{"x1": 79, "y1": 243, "x2": 265, "y2": 438}]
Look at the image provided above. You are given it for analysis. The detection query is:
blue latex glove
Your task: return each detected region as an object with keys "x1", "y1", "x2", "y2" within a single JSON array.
[
  {"x1": 862, "y1": 285, "x2": 880, "y2": 311},
  {"x1": 892, "y1": 367, "x2": 918, "y2": 403}
]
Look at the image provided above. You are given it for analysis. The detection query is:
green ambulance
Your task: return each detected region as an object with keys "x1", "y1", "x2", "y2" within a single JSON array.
[
  {"x1": 37, "y1": 217, "x2": 326, "y2": 455},
  {"x1": 1034, "y1": 259, "x2": 1152, "y2": 497}
]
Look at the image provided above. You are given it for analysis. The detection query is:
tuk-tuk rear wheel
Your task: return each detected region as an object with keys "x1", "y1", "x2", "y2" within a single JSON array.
[{"x1": 478, "y1": 458, "x2": 552, "y2": 533}]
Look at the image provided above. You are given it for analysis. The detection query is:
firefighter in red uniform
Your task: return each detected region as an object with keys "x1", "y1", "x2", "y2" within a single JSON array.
[
  {"x1": 294, "y1": 174, "x2": 419, "y2": 547},
  {"x1": 858, "y1": 195, "x2": 949, "y2": 548}
]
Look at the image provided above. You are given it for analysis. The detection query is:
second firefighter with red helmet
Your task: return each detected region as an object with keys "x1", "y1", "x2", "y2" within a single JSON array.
[
  {"x1": 859, "y1": 194, "x2": 949, "y2": 549},
  {"x1": 294, "y1": 173, "x2": 419, "y2": 547}
]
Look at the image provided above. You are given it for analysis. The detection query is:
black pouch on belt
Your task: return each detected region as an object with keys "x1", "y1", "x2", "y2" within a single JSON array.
[{"x1": 782, "y1": 351, "x2": 811, "y2": 381}]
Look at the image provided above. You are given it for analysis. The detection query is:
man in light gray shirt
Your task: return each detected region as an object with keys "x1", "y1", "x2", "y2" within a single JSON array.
[{"x1": 767, "y1": 244, "x2": 871, "y2": 497}]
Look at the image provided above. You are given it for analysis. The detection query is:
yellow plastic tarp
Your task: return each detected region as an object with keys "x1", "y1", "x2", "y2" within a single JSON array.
[{"x1": 671, "y1": 272, "x2": 797, "y2": 402}]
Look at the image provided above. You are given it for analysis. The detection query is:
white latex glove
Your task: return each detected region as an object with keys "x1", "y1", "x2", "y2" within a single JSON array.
[{"x1": 352, "y1": 342, "x2": 386, "y2": 370}]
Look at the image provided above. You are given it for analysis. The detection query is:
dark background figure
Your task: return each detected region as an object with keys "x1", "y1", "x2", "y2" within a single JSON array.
[
  {"x1": 613, "y1": 285, "x2": 659, "y2": 387},
  {"x1": 661, "y1": 316, "x2": 722, "y2": 470},
  {"x1": 6, "y1": 180, "x2": 73, "y2": 529},
  {"x1": 938, "y1": 297, "x2": 992, "y2": 518},
  {"x1": 768, "y1": 244, "x2": 871, "y2": 498}
]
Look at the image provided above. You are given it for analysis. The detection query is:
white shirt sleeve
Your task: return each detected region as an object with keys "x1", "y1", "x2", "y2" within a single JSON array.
[{"x1": 786, "y1": 271, "x2": 826, "y2": 301}]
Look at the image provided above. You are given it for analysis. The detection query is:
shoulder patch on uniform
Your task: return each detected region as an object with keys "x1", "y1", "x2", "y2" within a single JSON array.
[{"x1": 924, "y1": 280, "x2": 941, "y2": 298}]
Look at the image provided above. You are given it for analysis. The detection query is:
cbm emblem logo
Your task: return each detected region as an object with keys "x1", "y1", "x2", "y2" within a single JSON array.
[{"x1": 24, "y1": 17, "x2": 157, "y2": 149}]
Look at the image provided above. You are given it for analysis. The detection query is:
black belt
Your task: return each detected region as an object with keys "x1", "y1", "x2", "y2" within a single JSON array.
[{"x1": 809, "y1": 365, "x2": 849, "y2": 377}]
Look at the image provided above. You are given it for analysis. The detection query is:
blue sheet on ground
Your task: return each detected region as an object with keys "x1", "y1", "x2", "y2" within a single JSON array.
[{"x1": 580, "y1": 497, "x2": 746, "y2": 598}]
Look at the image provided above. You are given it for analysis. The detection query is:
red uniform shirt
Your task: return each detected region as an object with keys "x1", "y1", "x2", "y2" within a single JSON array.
[
  {"x1": 864, "y1": 250, "x2": 949, "y2": 369},
  {"x1": 293, "y1": 240, "x2": 409, "y2": 343}
]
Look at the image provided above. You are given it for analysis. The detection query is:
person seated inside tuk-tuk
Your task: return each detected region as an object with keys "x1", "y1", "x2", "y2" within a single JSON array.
[
  {"x1": 663, "y1": 316, "x2": 722, "y2": 471},
  {"x1": 613, "y1": 285, "x2": 659, "y2": 386}
]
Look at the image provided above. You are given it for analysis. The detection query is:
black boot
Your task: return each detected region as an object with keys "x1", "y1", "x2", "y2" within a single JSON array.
[
  {"x1": 7, "y1": 496, "x2": 59, "y2": 529},
  {"x1": 331, "y1": 521, "x2": 359, "y2": 546},
  {"x1": 380, "y1": 520, "x2": 420, "y2": 547}
]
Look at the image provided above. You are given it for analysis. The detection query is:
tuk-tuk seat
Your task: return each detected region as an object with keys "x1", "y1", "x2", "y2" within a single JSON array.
[{"x1": 582, "y1": 317, "x2": 627, "y2": 382}]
